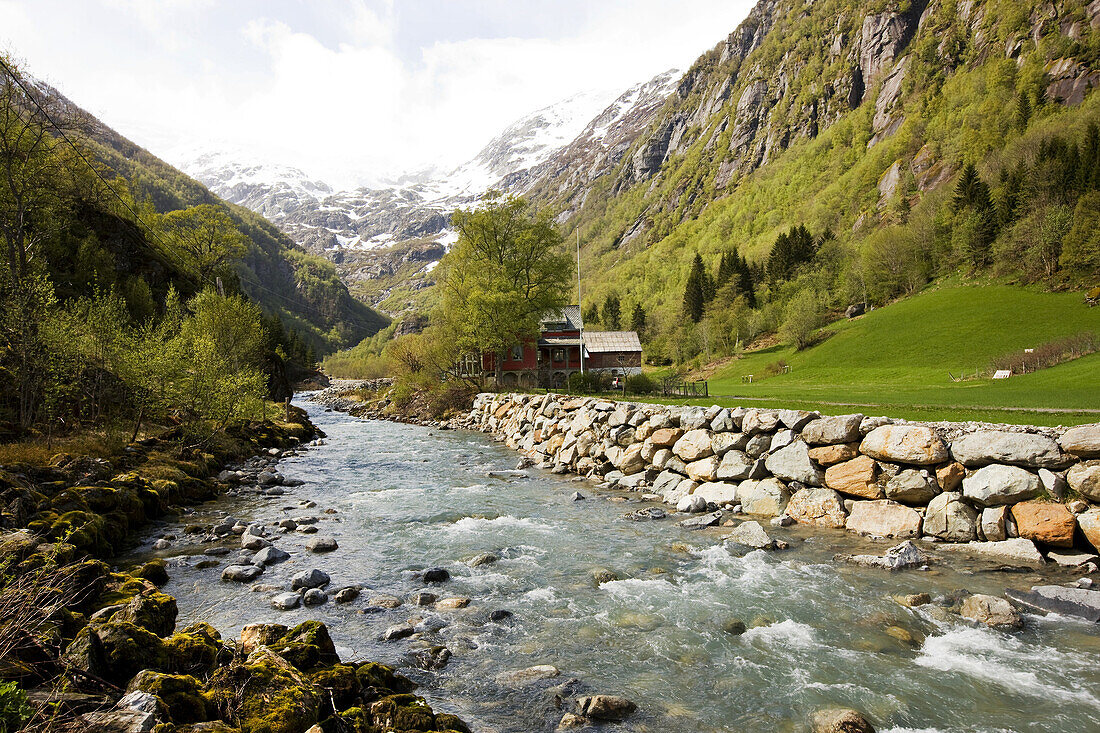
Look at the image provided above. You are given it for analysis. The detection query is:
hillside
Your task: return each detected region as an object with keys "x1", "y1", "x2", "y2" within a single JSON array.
[
  {"x1": 49, "y1": 82, "x2": 389, "y2": 352},
  {"x1": 693, "y1": 284, "x2": 1100, "y2": 424},
  {"x1": 542, "y1": 0, "x2": 1100, "y2": 349}
]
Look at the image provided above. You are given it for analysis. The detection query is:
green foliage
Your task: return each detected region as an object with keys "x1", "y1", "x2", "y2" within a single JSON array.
[
  {"x1": 437, "y1": 192, "x2": 572, "y2": 370},
  {"x1": 157, "y1": 204, "x2": 249, "y2": 283},
  {"x1": 625, "y1": 372, "x2": 656, "y2": 395},
  {"x1": 780, "y1": 288, "x2": 824, "y2": 350},
  {"x1": 0, "y1": 681, "x2": 31, "y2": 733},
  {"x1": 1060, "y1": 191, "x2": 1100, "y2": 279},
  {"x1": 602, "y1": 293, "x2": 621, "y2": 330}
]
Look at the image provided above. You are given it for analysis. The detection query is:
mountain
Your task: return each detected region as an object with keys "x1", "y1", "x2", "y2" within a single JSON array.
[
  {"x1": 51, "y1": 84, "x2": 390, "y2": 352},
  {"x1": 174, "y1": 78, "x2": 680, "y2": 316}
]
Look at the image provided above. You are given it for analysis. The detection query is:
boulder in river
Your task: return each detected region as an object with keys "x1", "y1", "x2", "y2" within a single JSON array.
[
  {"x1": 305, "y1": 536, "x2": 338, "y2": 553},
  {"x1": 960, "y1": 594, "x2": 1022, "y2": 629},
  {"x1": 575, "y1": 695, "x2": 637, "y2": 722},
  {"x1": 290, "y1": 569, "x2": 330, "y2": 590},
  {"x1": 272, "y1": 592, "x2": 301, "y2": 611},
  {"x1": 811, "y1": 707, "x2": 876, "y2": 733},
  {"x1": 725, "y1": 520, "x2": 775, "y2": 550},
  {"x1": 381, "y1": 625, "x2": 415, "y2": 641},
  {"x1": 1004, "y1": 585, "x2": 1100, "y2": 623},
  {"x1": 333, "y1": 587, "x2": 360, "y2": 604},
  {"x1": 222, "y1": 564, "x2": 263, "y2": 583},
  {"x1": 496, "y1": 664, "x2": 560, "y2": 685},
  {"x1": 423, "y1": 567, "x2": 450, "y2": 583},
  {"x1": 253, "y1": 546, "x2": 290, "y2": 566},
  {"x1": 302, "y1": 588, "x2": 327, "y2": 606},
  {"x1": 466, "y1": 552, "x2": 499, "y2": 567}
]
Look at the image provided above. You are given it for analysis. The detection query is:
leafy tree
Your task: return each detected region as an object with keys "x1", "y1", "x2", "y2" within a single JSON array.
[
  {"x1": 582, "y1": 304, "x2": 600, "y2": 328},
  {"x1": 159, "y1": 204, "x2": 249, "y2": 284},
  {"x1": 952, "y1": 163, "x2": 997, "y2": 268},
  {"x1": 602, "y1": 293, "x2": 621, "y2": 330},
  {"x1": 767, "y1": 225, "x2": 816, "y2": 283},
  {"x1": 436, "y1": 192, "x2": 571, "y2": 379},
  {"x1": 1059, "y1": 191, "x2": 1100, "y2": 280},
  {"x1": 780, "y1": 288, "x2": 824, "y2": 350}
]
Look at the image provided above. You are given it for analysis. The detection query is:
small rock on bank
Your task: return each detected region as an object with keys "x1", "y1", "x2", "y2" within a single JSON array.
[{"x1": 812, "y1": 707, "x2": 876, "y2": 733}]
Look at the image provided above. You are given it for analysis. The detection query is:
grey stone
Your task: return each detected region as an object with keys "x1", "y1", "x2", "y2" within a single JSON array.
[
  {"x1": 240, "y1": 533, "x2": 271, "y2": 551},
  {"x1": 745, "y1": 433, "x2": 772, "y2": 458},
  {"x1": 334, "y1": 587, "x2": 360, "y2": 603},
  {"x1": 963, "y1": 464, "x2": 1042, "y2": 506},
  {"x1": 717, "y1": 450, "x2": 754, "y2": 481},
  {"x1": 1060, "y1": 425, "x2": 1100, "y2": 458},
  {"x1": 290, "y1": 568, "x2": 330, "y2": 590},
  {"x1": 938, "y1": 538, "x2": 1045, "y2": 565},
  {"x1": 960, "y1": 594, "x2": 1022, "y2": 629},
  {"x1": 980, "y1": 506, "x2": 1009, "y2": 542},
  {"x1": 1038, "y1": 468, "x2": 1068, "y2": 500},
  {"x1": 885, "y1": 469, "x2": 938, "y2": 505},
  {"x1": 764, "y1": 441, "x2": 824, "y2": 486},
  {"x1": 777, "y1": 409, "x2": 817, "y2": 431},
  {"x1": 725, "y1": 520, "x2": 775, "y2": 549},
  {"x1": 381, "y1": 625, "x2": 415, "y2": 641},
  {"x1": 252, "y1": 546, "x2": 290, "y2": 566},
  {"x1": 801, "y1": 414, "x2": 864, "y2": 445},
  {"x1": 860, "y1": 425, "x2": 949, "y2": 465},
  {"x1": 272, "y1": 592, "x2": 301, "y2": 610},
  {"x1": 303, "y1": 588, "x2": 327, "y2": 606},
  {"x1": 676, "y1": 494, "x2": 708, "y2": 513},
  {"x1": 951, "y1": 431, "x2": 1067, "y2": 469},
  {"x1": 738, "y1": 478, "x2": 790, "y2": 516},
  {"x1": 221, "y1": 564, "x2": 263, "y2": 583},
  {"x1": 306, "y1": 536, "x2": 339, "y2": 553},
  {"x1": 924, "y1": 492, "x2": 979, "y2": 542},
  {"x1": 678, "y1": 511, "x2": 723, "y2": 530}
]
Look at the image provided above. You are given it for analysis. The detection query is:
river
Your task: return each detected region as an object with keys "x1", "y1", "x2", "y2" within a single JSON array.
[{"x1": 129, "y1": 398, "x2": 1100, "y2": 732}]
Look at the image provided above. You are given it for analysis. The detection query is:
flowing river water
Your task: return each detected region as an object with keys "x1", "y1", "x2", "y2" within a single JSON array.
[{"x1": 126, "y1": 399, "x2": 1100, "y2": 732}]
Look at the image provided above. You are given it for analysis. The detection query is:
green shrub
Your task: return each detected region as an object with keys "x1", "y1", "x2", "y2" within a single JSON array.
[
  {"x1": 0, "y1": 681, "x2": 32, "y2": 733},
  {"x1": 625, "y1": 373, "x2": 656, "y2": 395}
]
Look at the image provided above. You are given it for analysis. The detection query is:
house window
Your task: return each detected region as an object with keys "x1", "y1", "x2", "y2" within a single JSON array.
[
  {"x1": 552, "y1": 348, "x2": 565, "y2": 362},
  {"x1": 511, "y1": 345, "x2": 524, "y2": 362}
]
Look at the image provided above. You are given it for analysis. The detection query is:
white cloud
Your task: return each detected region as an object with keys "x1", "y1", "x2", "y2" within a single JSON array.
[{"x1": 0, "y1": 0, "x2": 756, "y2": 187}]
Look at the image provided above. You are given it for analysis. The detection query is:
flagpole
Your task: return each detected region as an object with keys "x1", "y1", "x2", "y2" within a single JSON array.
[{"x1": 577, "y1": 228, "x2": 585, "y2": 376}]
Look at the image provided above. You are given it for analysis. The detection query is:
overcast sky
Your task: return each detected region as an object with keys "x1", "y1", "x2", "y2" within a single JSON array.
[{"x1": 0, "y1": 0, "x2": 754, "y2": 186}]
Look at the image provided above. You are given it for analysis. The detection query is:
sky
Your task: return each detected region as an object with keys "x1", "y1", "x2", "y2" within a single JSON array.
[{"x1": 0, "y1": 0, "x2": 754, "y2": 187}]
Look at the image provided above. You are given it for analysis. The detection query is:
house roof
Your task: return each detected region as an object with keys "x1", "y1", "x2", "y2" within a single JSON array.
[
  {"x1": 584, "y1": 331, "x2": 642, "y2": 353},
  {"x1": 540, "y1": 305, "x2": 583, "y2": 331}
]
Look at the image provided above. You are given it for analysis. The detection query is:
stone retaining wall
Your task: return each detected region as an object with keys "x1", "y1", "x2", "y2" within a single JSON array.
[{"x1": 467, "y1": 393, "x2": 1100, "y2": 560}]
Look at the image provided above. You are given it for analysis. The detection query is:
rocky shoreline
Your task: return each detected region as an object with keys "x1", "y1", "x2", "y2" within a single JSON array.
[{"x1": 0, "y1": 410, "x2": 473, "y2": 733}]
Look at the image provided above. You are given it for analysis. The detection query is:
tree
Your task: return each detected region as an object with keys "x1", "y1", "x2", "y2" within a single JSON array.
[
  {"x1": 1059, "y1": 191, "x2": 1100, "y2": 280},
  {"x1": 436, "y1": 192, "x2": 572, "y2": 379},
  {"x1": 630, "y1": 303, "x2": 646, "y2": 336},
  {"x1": 682, "y1": 252, "x2": 707, "y2": 323},
  {"x1": 780, "y1": 288, "x2": 824, "y2": 350},
  {"x1": 159, "y1": 204, "x2": 249, "y2": 284},
  {"x1": 602, "y1": 293, "x2": 621, "y2": 330},
  {"x1": 952, "y1": 163, "x2": 997, "y2": 268},
  {"x1": 767, "y1": 225, "x2": 816, "y2": 283}
]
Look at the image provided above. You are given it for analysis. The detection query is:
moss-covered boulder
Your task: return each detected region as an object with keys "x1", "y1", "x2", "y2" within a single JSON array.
[
  {"x1": 367, "y1": 694, "x2": 436, "y2": 731},
  {"x1": 269, "y1": 621, "x2": 339, "y2": 672},
  {"x1": 166, "y1": 623, "x2": 226, "y2": 675},
  {"x1": 308, "y1": 664, "x2": 361, "y2": 711},
  {"x1": 354, "y1": 662, "x2": 416, "y2": 700},
  {"x1": 115, "y1": 590, "x2": 178, "y2": 637},
  {"x1": 239, "y1": 623, "x2": 289, "y2": 656},
  {"x1": 95, "y1": 572, "x2": 160, "y2": 608},
  {"x1": 433, "y1": 713, "x2": 472, "y2": 733},
  {"x1": 63, "y1": 620, "x2": 168, "y2": 684},
  {"x1": 205, "y1": 648, "x2": 321, "y2": 733},
  {"x1": 129, "y1": 670, "x2": 212, "y2": 724},
  {"x1": 136, "y1": 558, "x2": 170, "y2": 587}
]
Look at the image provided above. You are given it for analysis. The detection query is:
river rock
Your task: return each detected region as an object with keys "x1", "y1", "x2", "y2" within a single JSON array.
[
  {"x1": 845, "y1": 500, "x2": 922, "y2": 539},
  {"x1": 686, "y1": 456, "x2": 720, "y2": 482},
  {"x1": 1078, "y1": 509, "x2": 1100, "y2": 552},
  {"x1": 676, "y1": 494, "x2": 707, "y2": 513},
  {"x1": 807, "y1": 443, "x2": 860, "y2": 466},
  {"x1": 980, "y1": 506, "x2": 1009, "y2": 542},
  {"x1": 1011, "y1": 500, "x2": 1076, "y2": 547},
  {"x1": 693, "y1": 481, "x2": 738, "y2": 505},
  {"x1": 742, "y1": 409, "x2": 779, "y2": 435},
  {"x1": 811, "y1": 708, "x2": 876, "y2": 733},
  {"x1": 840, "y1": 540, "x2": 925, "y2": 571},
  {"x1": 1060, "y1": 425, "x2": 1100, "y2": 458},
  {"x1": 303, "y1": 588, "x2": 327, "y2": 606},
  {"x1": 924, "y1": 492, "x2": 978, "y2": 542},
  {"x1": 765, "y1": 441, "x2": 823, "y2": 486},
  {"x1": 738, "y1": 478, "x2": 790, "y2": 516},
  {"x1": 678, "y1": 510, "x2": 723, "y2": 529},
  {"x1": 306, "y1": 536, "x2": 338, "y2": 553},
  {"x1": 575, "y1": 695, "x2": 637, "y2": 722},
  {"x1": 290, "y1": 569, "x2": 330, "y2": 590},
  {"x1": 253, "y1": 546, "x2": 290, "y2": 566},
  {"x1": 885, "y1": 469, "x2": 938, "y2": 504},
  {"x1": 1067, "y1": 461, "x2": 1100, "y2": 501},
  {"x1": 423, "y1": 567, "x2": 450, "y2": 583},
  {"x1": 222, "y1": 564, "x2": 263, "y2": 583},
  {"x1": 240, "y1": 533, "x2": 271, "y2": 551},
  {"x1": 726, "y1": 520, "x2": 775, "y2": 549},
  {"x1": 497, "y1": 665, "x2": 560, "y2": 685},
  {"x1": 960, "y1": 594, "x2": 1022, "y2": 629},
  {"x1": 366, "y1": 595, "x2": 402, "y2": 609},
  {"x1": 786, "y1": 488, "x2": 847, "y2": 528},
  {"x1": 673, "y1": 430, "x2": 714, "y2": 461},
  {"x1": 717, "y1": 450, "x2": 754, "y2": 481},
  {"x1": 825, "y1": 456, "x2": 883, "y2": 499},
  {"x1": 272, "y1": 592, "x2": 301, "y2": 611},
  {"x1": 951, "y1": 431, "x2": 1067, "y2": 469},
  {"x1": 436, "y1": 597, "x2": 471, "y2": 609},
  {"x1": 411, "y1": 591, "x2": 438, "y2": 606},
  {"x1": 1005, "y1": 585, "x2": 1100, "y2": 623},
  {"x1": 860, "y1": 425, "x2": 949, "y2": 465},
  {"x1": 938, "y1": 538, "x2": 1045, "y2": 565},
  {"x1": 963, "y1": 464, "x2": 1041, "y2": 506},
  {"x1": 381, "y1": 625, "x2": 415, "y2": 641},
  {"x1": 801, "y1": 414, "x2": 863, "y2": 445},
  {"x1": 334, "y1": 587, "x2": 360, "y2": 604}
]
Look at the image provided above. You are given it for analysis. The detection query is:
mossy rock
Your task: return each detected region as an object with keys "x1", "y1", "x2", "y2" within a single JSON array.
[
  {"x1": 64, "y1": 620, "x2": 168, "y2": 684},
  {"x1": 355, "y1": 662, "x2": 416, "y2": 699},
  {"x1": 48, "y1": 510, "x2": 109, "y2": 554},
  {"x1": 129, "y1": 670, "x2": 212, "y2": 724},
  {"x1": 115, "y1": 590, "x2": 178, "y2": 637},
  {"x1": 270, "y1": 621, "x2": 339, "y2": 672},
  {"x1": 166, "y1": 627, "x2": 224, "y2": 675},
  {"x1": 205, "y1": 648, "x2": 320, "y2": 733},
  {"x1": 308, "y1": 664, "x2": 361, "y2": 711},
  {"x1": 367, "y1": 694, "x2": 435, "y2": 731},
  {"x1": 63, "y1": 559, "x2": 112, "y2": 613},
  {"x1": 49, "y1": 489, "x2": 92, "y2": 514},
  {"x1": 95, "y1": 573, "x2": 159, "y2": 609},
  {"x1": 136, "y1": 559, "x2": 170, "y2": 587},
  {"x1": 433, "y1": 714, "x2": 471, "y2": 733}
]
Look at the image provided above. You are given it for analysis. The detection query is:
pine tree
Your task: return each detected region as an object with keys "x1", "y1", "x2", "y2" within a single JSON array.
[
  {"x1": 602, "y1": 293, "x2": 621, "y2": 330},
  {"x1": 630, "y1": 303, "x2": 646, "y2": 335},
  {"x1": 682, "y1": 253, "x2": 706, "y2": 323},
  {"x1": 582, "y1": 304, "x2": 600, "y2": 328},
  {"x1": 734, "y1": 252, "x2": 756, "y2": 308},
  {"x1": 1014, "y1": 92, "x2": 1031, "y2": 133}
]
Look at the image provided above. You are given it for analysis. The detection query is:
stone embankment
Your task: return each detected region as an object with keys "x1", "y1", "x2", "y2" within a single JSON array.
[{"x1": 467, "y1": 393, "x2": 1100, "y2": 572}]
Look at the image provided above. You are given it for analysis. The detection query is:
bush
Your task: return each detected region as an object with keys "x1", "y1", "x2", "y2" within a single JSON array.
[
  {"x1": 566, "y1": 372, "x2": 610, "y2": 394},
  {"x1": 0, "y1": 681, "x2": 31, "y2": 733},
  {"x1": 624, "y1": 373, "x2": 656, "y2": 395}
]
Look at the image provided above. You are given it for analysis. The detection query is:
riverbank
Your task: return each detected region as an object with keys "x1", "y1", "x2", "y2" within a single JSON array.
[{"x1": 0, "y1": 408, "x2": 473, "y2": 733}]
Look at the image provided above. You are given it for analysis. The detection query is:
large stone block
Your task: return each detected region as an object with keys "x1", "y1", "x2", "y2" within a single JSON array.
[
  {"x1": 924, "y1": 491, "x2": 978, "y2": 542},
  {"x1": 741, "y1": 409, "x2": 779, "y2": 435},
  {"x1": 951, "y1": 431, "x2": 1067, "y2": 469},
  {"x1": 885, "y1": 469, "x2": 938, "y2": 505},
  {"x1": 1067, "y1": 461, "x2": 1100, "y2": 501},
  {"x1": 717, "y1": 450, "x2": 754, "y2": 481},
  {"x1": 673, "y1": 429, "x2": 714, "y2": 461},
  {"x1": 1011, "y1": 500, "x2": 1076, "y2": 548},
  {"x1": 786, "y1": 488, "x2": 847, "y2": 528},
  {"x1": 845, "y1": 500, "x2": 922, "y2": 539},
  {"x1": 693, "y1": 481, "x2": 738, "y2": 505},
  {"x1": 962, "y1": 464, "x2": 1042, "y2": 507},
  {"x1": 616, "y1": 444, "x2": 647, "y2": 475},
  {"x1": 649, "y1": 428, "x2": 685, "y2": 448},
  {"x1": 1078, "y1": 509, "x2": 1100, "y2": 552},
  {"x1": 801, "y1": 414, "x2": 864, "y2": 445},
  {"x1": 685, "y1": 456, "x2": 720, "y2": 482},
  {"x1": 712, "y1": 432, "x2": 748, "y2": 456},
  {"x1": 765, "y1": 441, "x2": 824, "y2": 486},
  {"x1": 807, "y1": 443, "x2": 860, "y2": 466},
  {"x1": 1060, "y1": 425, "x2": 1100, "y2": 458},
  {"x1": 737, "y1": 478, "x2": 790, "y2": 516},
  {"x1": 824, "y1": 455, "x2": 883, "y2": 499},
  {"x1": 860, "y1": 425, "x2": 949, "y2": 465},
  {"x1": 980, "y1": 506, "x2": 1009, "y2": 542}
]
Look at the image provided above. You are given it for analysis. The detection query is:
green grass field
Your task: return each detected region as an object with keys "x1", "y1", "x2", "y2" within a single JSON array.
[{"x1": 665, "y1": 284, "x2": 1100, "y2": 426}]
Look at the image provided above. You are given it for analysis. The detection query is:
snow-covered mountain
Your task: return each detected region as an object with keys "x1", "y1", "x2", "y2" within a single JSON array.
[{"x1": 171, "y1": 71, "x2": 681, "y2": 316}]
